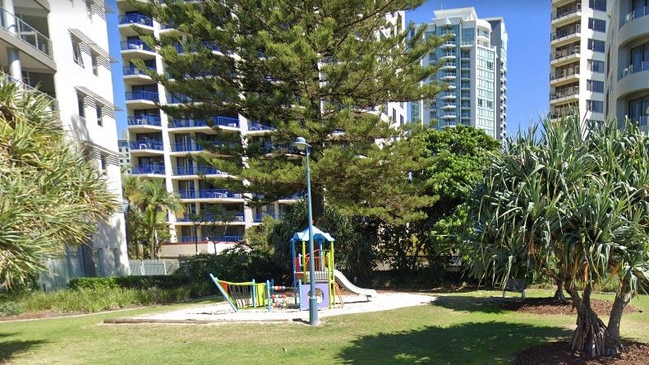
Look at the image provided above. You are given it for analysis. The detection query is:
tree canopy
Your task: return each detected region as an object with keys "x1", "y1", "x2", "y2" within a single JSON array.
[
  {"x1": 0, "y1": 77, "x2": 118, "y2": 288},
  {"x1": 134, "y1": 0, "x2": 447, "y2": 224},
  {"x1": 466, "y1": 115, "x2": 649, "y2": 356}
]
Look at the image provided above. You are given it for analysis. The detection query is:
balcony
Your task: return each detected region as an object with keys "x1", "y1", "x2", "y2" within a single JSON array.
[
  {"x1": 440, "y1": 40, "x2": 455, "y2": 49},
  {"x1": 248, "y1": 121, "x2": 274, "y2": 131},
  {"x1": 118, "y1": 13, "x2": 153, "y2": 27},
  {"x1": 440, "y1": 112, "x2": 457, "y2": 119},
  {"x1": 127, "y1": 115, "x2": 162, "y2": 127},
  {"x1": 550, "y1": 46, "x2": 580, "y2": 65},
  {"x1": 123, "y1": 65, "x2": 156, "y2": 78},
  {"x1": 125, "y1": 90, "x2": 159, "y2": 102},
  {"x1": 0, "y1": 7, "x2": 52, "y2": 60},
  {"x1": 198, "y1": 189, "x2": 243, "y2": 199},
  {"x1": 167, "y1": 93, "x2": 193, "y2": 104},
  {"x1": 168, "y1": 115, "x2": 239, "y2": 129},
  {"x1": 550, "y1": 66, "x2": 579, "y2": 85},
  {"x1": 551, "y1": 3, "x2": 581, "y2": 25},
  {"x1": 120, "y1": 39, "x2": 154, "y2": 52},
  {"x1": 440, "y1": 52, "x2": 456, "y2": 60},
  {"x1": 618, "y1": 61, "x2": 649, "y2": 80},
  {"x1": 440, "y1": 72, "x2": 456, "y2": 80},
  {"x1": 551, "y1": 24, "x2": 580, "y2": 45},
  {"x1": 177, "y1": 235, "x2": 243, "y2": 243},
  {"x1": 621, "y1": 5, "x2": 649, "y2": 27},
  {"x1": 197, "y1": 166, "x2": 228, "y2": 176},
  {"x1": 175, "y1": 167, "x2": 195, "y2": 176},
  {"x1": 550, "y1": 86, "x2": 579, "y2": 102},
  {"x1": 129, "y1": 139, "x2": 164, "y2": 151},
  {"x1": 132, "y1": 165, "x2": 165, "y2": 175}
]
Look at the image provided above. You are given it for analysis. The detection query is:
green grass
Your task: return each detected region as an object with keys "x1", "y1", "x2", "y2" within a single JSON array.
[{"x1": 2, "y1": 290, "x2": 649, "y2": 364}]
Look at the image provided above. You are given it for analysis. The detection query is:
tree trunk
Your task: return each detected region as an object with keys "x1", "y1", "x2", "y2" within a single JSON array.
[
  {"x1": 312, "y1": 189, "x2": 325, "y2": 225},
  {"x1": 552, "y1": 275, "x2": 566, "y2": 300},
  {"x1": 606, "y1": 276, "x2": 633, "y2": 355},
  {"x1": 568, "y1": 284, "x2": 609, "y2": 357}
]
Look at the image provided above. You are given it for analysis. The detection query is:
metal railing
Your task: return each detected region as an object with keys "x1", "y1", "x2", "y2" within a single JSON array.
[
  {"x1": 130, "y1": 139, "x2": 164, "y2": 150},
  {"x1": 127, "y1": 115, "x2": 161, "y2": 127},
  {"x1": 0, "y1": 7, "x2": 52, "y2": 58},
  {"x1": 132, "y1": 165, "x2": 165, "y2": 175},
  {"x1": 118, "y1": 13, "x2": 153, "y2": 27},
  {"x1": 121, "y1": 39, "x2": 154, "y2": 52},
  {"x1": 618, "y1": 61, "x2": 649, "y2": 80},
  {"x1": 125, "y1": 90, "x2": 159, "y2": 102}
]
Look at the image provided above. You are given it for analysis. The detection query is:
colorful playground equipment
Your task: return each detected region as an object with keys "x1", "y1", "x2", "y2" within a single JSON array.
[{"x1": 209, "y1": 225, "x2": 377, "y2": 313}]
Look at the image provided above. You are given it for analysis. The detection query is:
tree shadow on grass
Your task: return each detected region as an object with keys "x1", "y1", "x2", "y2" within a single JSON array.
[
  {"x1": 432, "y1": 295, "x2": 508, "y2": 314},
  {"x1": 336, "y1": 321, "x2": 572, "y2": 364},
  {"x1": 0, "y1": 333, "x2": 47, "y2": 363}
]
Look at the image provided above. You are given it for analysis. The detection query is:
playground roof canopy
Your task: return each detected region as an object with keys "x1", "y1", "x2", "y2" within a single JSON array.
[{"x1": 291, "y1": 226, "x2": 335, "y2": 243}]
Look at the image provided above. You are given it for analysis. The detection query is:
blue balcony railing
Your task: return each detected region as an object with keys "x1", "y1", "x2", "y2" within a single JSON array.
[
  {"x1": 127, "y1": 115, "x2": 161, "y2": 127},
  {"x1": 197, "y1": 166, "x2": 227, "y2": 175},
  {"x1": 177, "y1": 235, "x2": 243, "y2": 243},
  {"x1": 125, "y1": 90, "x2": 159, "y2": 102},
  {"x1": 132, "y1": 165, "x2": 165, "y2": 175},
  {"x1": 248, "y1": 121, "x2": 275, "y2": 131},
  {"x1": 178, "y1": 190, "x2": 196, "y2": 199},
  {"x1": 121, "y1": 39, "x2": 154, "y2": 52},
  {"x1": 118, "y1": 13, "x2": 153, "y2": 26},
  {"x1": 167, "y1": 93, "x2": 193, "y2": 104},
  {"x1": 203, "y1": 213, "x2": 245, "y2": 222},
  {"x1": 168, "y1": 118, "x2": 207, "y2": 128},
  {"x1": 175, "y1": 166, "x2": 195, "y2": 175},
  {"x1": 197, "y1": 189, "x2": 243, "y2": 199},
  {"x1": 123, "y1": 65, "x2": 156, "y2": 76},
  {"x1": 130, "y1": 140, "x2": 164, "y2": 150}
]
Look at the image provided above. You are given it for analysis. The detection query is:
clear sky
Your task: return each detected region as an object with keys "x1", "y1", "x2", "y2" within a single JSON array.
[{"x1": 108, "y1": 0, "x2": 550, "y2": 138}]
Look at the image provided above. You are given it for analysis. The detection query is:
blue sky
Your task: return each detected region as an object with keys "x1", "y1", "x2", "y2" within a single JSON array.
[{"x1": 108, "y1": 0, "x2": 550, "y2": 138}]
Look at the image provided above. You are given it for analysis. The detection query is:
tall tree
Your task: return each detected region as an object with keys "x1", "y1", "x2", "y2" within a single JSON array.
[
  {"x1": 134, "y1": 0, "x2": 446, "y2": 224},
  {"x1": 465, "y1": 115, "x2": 649, "y2": 356},
  {"x1": 0, "y1": 77, "x2": 118, "y2": 288},
  {"x1": 123, "y1": 176, "x2": 183, "y2": 259}
]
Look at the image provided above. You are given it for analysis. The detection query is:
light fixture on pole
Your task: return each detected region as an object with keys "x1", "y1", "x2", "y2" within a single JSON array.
[{"x1": 291, "y1": 136, "x2": 318, "y2": 326}]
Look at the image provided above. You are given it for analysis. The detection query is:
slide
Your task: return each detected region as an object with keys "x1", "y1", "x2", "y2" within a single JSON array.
[{"x1": 333, "y1": 269, "x2": 377, "y2": 298}]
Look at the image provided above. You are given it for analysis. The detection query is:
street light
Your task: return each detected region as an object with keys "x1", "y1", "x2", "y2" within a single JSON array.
[{"x1": 291, "y1": 136, "x2": 318, "y2": 326}]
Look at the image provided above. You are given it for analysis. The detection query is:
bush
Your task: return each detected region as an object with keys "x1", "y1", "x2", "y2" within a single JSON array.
[{"x1": 0, "y1": 301, "x2": 25, "y2": 317}]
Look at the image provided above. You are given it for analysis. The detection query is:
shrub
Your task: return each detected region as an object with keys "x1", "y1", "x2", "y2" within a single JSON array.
[{"x1": 0, "y1": 301, "x2": 25, "y2": 316}]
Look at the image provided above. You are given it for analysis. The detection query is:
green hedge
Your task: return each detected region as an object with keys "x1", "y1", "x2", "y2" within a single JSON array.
[{"x1": 68, "y1": 275, "x2": 193, "y2": 291}]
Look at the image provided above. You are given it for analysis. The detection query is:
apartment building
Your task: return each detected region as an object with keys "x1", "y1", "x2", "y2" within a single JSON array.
[
  {"x1": 605, "y1": 0, "x2": 649, "y2": 131},
  {"x1": 411, "y1": 7, "x2": 508, "y2": 140},
  {"x1": 549, "y1": 0, "x2": 608, "y2": 123},
  {"x1": 1, "y1": 0, "x2": 129, "y2": 285}
]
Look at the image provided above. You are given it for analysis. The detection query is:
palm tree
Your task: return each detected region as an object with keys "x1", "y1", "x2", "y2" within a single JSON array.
[
  {"x1": 0, "y1": 75, "x2": 117, "y2": 288},
  {"x1": 132, "y1": 178, "x2": 183, "y2": 259},
  {"x1": 466, "y1": 115, "x2": 649, "y2": 356}
]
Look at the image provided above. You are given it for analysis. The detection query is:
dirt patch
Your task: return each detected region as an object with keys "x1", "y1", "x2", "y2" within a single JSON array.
[{"x1": 504, "y1": 297, "x2": 648, "y2": 364}]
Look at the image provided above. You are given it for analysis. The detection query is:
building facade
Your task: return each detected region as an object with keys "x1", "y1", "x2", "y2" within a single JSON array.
[
  {"x1": 605, "y1": 0, "x2": 649, "y2": 131},
  {"x1": 1, "y1": 0, "x2": 129, "y2": 285},
  {"x1": 549, "y1": 0, "x2": 608, "y2": 124},
  {"x1": 411, "y1": 7, "x2": 508, "y2": 140}
]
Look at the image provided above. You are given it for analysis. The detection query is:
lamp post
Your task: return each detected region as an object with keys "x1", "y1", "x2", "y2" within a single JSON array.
[{"x1": 292, "y1": 136, "x2": 318, "y2": 326}]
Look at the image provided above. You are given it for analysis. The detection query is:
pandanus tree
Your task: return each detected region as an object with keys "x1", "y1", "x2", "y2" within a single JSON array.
[
  {"x1": 0, "y1": 76, "x2": 118, "y2": 288},
  {"x1": 466, "y1": 115, "x2": 649, "y2": 356}
]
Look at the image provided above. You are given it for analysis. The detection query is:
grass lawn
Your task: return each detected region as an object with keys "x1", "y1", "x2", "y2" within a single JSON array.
[{"x1": 2, "y1": 289, "x2": 648, "y2": 364}]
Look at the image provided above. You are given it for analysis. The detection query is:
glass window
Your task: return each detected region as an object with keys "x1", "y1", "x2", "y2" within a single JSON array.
[
  {"x1": 587, "y1": 100, "x2": 604, "y2": 113},
  {"x1": 588, "y1": 18, "x2": 606, "y2": 32},
  {"x1": 588, "y1": 39, "x2": 605, "y2": 53},
  {"x1": 589, "y1": 0, "x2": 606, "y2": 11},
  {"x1": 588, "y1": 60, "x2": 605, "y2": 73},
  {"x1": 461, "y1": 28, "x2": 474, "y2": 42},
  {"x1": 587, "y1": 80, "x2": 604, "y2": 93}
]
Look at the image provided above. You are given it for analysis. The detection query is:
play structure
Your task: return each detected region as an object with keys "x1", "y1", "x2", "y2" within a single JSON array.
[{"x1": 209, "y1": 225, "x2": 377, "y2": 312}]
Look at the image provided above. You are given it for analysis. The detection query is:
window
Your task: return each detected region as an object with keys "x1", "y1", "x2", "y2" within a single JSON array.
[
  {"x1": 587, "y1": 80, "x2": 604, "y2": 93},
  {"x1": 461, "y1": 28, "x2": 474, "y2": 42},
  {"x1": 627, "y1": 94, "x2": 649, "y2": 123},
  {"x1": 77, "y1": 94, "x2": 85, "y2": 118},
  {"x1": 72, "y1": 38, "x2": 84, "y2": 67},
  {"x1": 630, "y1": 42, "x2": 649, "y2": 73},
  {"x1": 100, "y1": 154, "x2": 107, "y2": 173},
  {"x1": 91, "y1": 51, "x2": 99, "y2": 76},
  {"x1": 589, "y1": 0, "x2": 606, "y2": 11},
  {"x1": 587, "y1": 39, "x2": 605, "y2": 53},
  {"x1": 588, "y1": 60, "x2": 605, "y2": 73},
  {"x1": 588, "y1": 18, "x2": 606, "y2": 32},
  {"x1": 96, "y1": 104, "x2": 103, "y2": 126},
  {"x1": 587, "y1": 100, "x2": 604, "y2": 113}
]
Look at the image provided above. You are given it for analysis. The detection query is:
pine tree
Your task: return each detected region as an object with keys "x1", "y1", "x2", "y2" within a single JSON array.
[{"x1": 134, "y1": 0, "x2": 447, "y2": 224}]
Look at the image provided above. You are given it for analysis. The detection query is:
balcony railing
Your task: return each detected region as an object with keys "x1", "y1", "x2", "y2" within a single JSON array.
[
  {"x1": 248, "y1": 121, "x2": 274, "y2": 131},
  {"x1": 167, "y1": 94, "x2": 193, "y2": 104},
  {"x1": 550, "y1": 66, "x2": 579, "y2": 81},
  {"x1": 132, "y1": 165, "x2": 165, "y2": 175},
  {"x1": 551, "y1": 46, "x2": 580, "y2": 61},
  {"x1": 175, "y1": 167, "x2": 195, "y2": 176},
  {"x1": 118, "y1": 13, "x2": 153, "y2": 26},
  {"x1": 551, "y1": 3, "x2": 581, "y2": 21},
  {"x1": 127, "y1": 115, "x2": 161, "y2": 127},
  {"x1": 130, "y1": 140, "x2": 164, "y2": 150},
  {"x1": 550, "y1": 86, "x2": 579, "y2": 101},
  {"x1": 1, "y1": 72, "x2": 57, "y2": 110},
  {"x1": 121, "y1": 39, "x2": 154, "y2": 52},
  {"x1": 197, "y1": 165, "x2": 228, "y2": 175},
  {"x1": 618, "y1": 61, "x2": 649, "y2": 80},
  {"x1": 621, "y1": 5, "x2": 649, "y2": 27},
  {"x1": 123, "y1": 66, "x2": 156, "y2": 76},
  {"x1": 197, "y1": 189, "x2": 243, "y2": 199},
  {"x1": 0, "y1": 7, "x2": 52, "y2": 58},
  {"x1": 125, "y1": 90, "x2": 159, "y2": 102},
  {"x1": 177, "y1": 235, "x2": 243, "y2": 243},
  {"x1": 551, "y1": 25, "x2": 580, "y2": 41}
]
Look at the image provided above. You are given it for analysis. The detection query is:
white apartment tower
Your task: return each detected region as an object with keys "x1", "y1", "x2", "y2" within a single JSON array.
[
  {"x1": 605, "y1": 0, "x2": 649, "y2": 131},
  {"x1": 412, "y1": 7, "x2": 508, "y2": 140},
  {"x1": 1, "y1": 0, "x2": 129, "y2": 284},
  {"x1": 549, "y1": 0, "x2": 608, "y2": 123}
]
